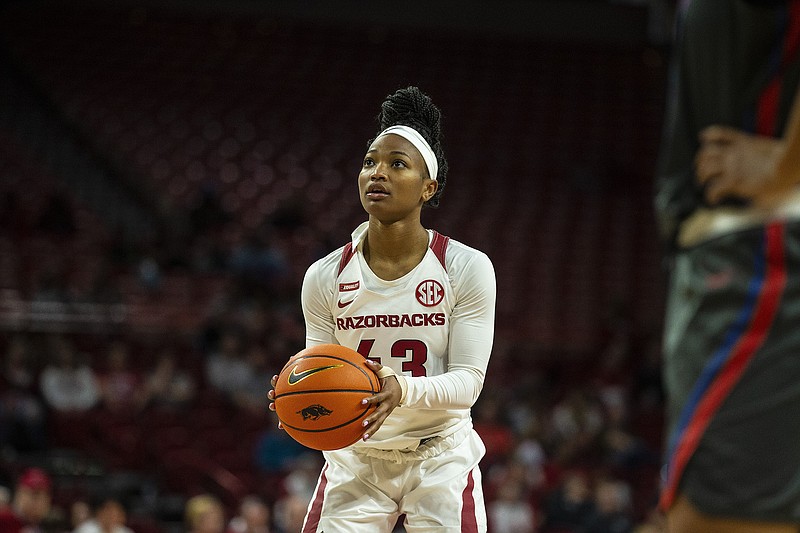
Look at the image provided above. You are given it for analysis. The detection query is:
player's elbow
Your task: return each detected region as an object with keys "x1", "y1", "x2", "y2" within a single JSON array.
[{"x1": 451, "y1": 365, "x2": 485, "y2": 408}]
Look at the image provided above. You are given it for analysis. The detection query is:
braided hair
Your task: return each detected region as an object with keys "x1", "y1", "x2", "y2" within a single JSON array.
[{"x1": 375, "y1": 86, "x2": 447, "y2": 208}]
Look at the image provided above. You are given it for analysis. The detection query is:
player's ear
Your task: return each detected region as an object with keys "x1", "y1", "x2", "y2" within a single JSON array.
[{"x1": 422, "y1": 178, "x2": 438, "y2": 203}]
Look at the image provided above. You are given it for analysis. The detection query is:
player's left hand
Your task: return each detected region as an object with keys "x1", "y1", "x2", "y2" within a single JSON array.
[
  {"x1": 695, "y1": 125, "x2": 790, "y2": 206},
  {"x1": 360, "y1": 359, "x2": 403, "y2": 441},
  {"x1": 266, "y1": 375, "x2": 284, "y2": 430}
]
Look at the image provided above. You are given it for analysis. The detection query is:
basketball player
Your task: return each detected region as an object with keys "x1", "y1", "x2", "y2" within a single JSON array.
[
  {"x1": 268, "y1": 86, "x2": 496, "y2": 532},
  {"x1": 655, "y1": 1, "x2": 800, "y2": 531}
]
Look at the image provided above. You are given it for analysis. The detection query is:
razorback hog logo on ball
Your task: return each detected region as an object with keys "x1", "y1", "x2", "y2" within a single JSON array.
[{"x1": 298, "y1": 404, "x2": 333, "y2": 420}]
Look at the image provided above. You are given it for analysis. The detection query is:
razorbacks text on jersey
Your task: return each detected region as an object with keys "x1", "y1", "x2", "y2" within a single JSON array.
[{"x1": 301, "y1": 222, "x2": 496, "y2": 451}]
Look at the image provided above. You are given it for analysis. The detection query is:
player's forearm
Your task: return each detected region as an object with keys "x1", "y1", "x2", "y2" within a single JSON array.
[
  {"x1": 775, "y1": 86, "x2": 800, "y2": 187},
  {"x1": 401, "y1": 366, "x2": 484, "y2": 410}
]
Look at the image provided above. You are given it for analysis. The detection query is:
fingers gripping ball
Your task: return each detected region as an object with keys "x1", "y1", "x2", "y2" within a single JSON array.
[{"x1": 273, "y1": 344, "x2": 380, "y2": 451}]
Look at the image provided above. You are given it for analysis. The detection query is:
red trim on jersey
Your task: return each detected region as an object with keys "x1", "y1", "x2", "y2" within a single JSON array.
[
  {"x1": 659, "y1": 222, "x2": 788, "y2": 511},
  {"x1": 339, "y1": 232, "x2": 448, "y2": 274},
  {"x1": 430, "y1": 231, "x2": 449, "y2": 271},
  {"x1": 460, "y1": 469, "x2": 478, "y2": 532},
  {"x1": 302, "y1": 464, "x2": 329, "y2": 533},
  {"x1": 337, "y1": 242, "x2": 356, "y2": 276},
  {"x1": 756, "y1": 3, "x2": 800, "y2": 136},
  {"x1": 758, "y1": 81, "x2": 780, "y2": 136}
]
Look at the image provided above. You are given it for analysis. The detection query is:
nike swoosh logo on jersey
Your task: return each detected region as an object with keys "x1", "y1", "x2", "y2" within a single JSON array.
[
  {"x1": 287, "y1": 364, "x2": 342, "y2": 385},
  {"x1": 337, "y1": 298, "x2": 355, "y2": 308}
]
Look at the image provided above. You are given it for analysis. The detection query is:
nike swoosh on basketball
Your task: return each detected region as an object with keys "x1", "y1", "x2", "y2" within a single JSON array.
[
  {"x1": 337, "y1": 298, "x2": 355, "y2": 308},
  {"x1": 288, "y1": 364, "x2": 342, "y2": 385}
]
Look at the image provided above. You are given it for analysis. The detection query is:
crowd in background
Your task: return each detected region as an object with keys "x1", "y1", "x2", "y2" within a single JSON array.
[
  {"x1": 0, "y1": 302, "x2": 667, "y2": 532},
  {"x1": 0, "y1": 12, "x2": 669, "y2": 529}
]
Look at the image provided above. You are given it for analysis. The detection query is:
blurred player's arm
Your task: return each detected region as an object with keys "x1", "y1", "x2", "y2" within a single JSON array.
[
  {"x1": 695, "y1": 86, "x2": 800, "y2": 206},
  {"x1": 776, "y1": 85, "x2": 800, "y2": 185}
]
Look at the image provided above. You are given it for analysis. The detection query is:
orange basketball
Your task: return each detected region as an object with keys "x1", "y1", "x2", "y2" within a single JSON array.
[{"x1": 273, "y1": 343, "x2": 380, "y2": 451}]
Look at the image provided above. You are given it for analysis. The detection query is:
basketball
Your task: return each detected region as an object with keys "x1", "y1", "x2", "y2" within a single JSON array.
[{"x1": 273, "y1": 343, "x2": 380, "y2": 451}]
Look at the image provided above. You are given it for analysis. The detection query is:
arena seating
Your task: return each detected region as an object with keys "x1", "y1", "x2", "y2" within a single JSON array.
[
  {"x1": 1, "y1": 3, "x2": 668, "y2": 350},
  {"x1": 0, "y1": 2, "x2": 668, "y2": 527}
]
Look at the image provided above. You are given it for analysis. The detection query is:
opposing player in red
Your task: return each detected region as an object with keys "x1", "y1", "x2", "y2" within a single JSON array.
[
  {"x1": 269, "y1": 86, "x2": 496, "y2": 532},
  {"x1": 656, "y1": 1, "x2": 800, "y2": 531}
]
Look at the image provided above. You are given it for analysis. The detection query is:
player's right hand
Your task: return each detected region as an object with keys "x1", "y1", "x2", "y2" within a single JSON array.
[
  {"x1": 695, "y1": 125, "x2": 790, "y2": 206},
  {"x1": 359, "y1": 359, "x2": 403, "y2": 441}
]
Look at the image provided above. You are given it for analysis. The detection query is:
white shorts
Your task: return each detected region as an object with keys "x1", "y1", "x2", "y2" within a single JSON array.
[{"x1": 301, "y1": 425, "x2": 487, "y2": 533}]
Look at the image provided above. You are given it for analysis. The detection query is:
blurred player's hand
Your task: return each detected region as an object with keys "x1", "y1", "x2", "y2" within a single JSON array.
[
  {"x1": 266, "y1": 375, "x2": 283, "y2": 430},
  {"x1": 360, "y1": 359, "x2": 402, "y2": 441},
  {"x1": 695, "y1": 125, "x2": 792, "y2": 207}
]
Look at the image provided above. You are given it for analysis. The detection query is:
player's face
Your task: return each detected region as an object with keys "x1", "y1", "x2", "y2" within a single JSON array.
[{"x1": 359, "y1": 133, "x2": 437, "y2": 223}]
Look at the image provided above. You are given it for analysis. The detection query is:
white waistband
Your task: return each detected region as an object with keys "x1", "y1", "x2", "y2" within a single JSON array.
[
  {"x1": 678, "y1": 189, "x2": 800, "y2": 247},
  {"x1": 350, "y1": 424, "x2": 474, "y2": 464}
]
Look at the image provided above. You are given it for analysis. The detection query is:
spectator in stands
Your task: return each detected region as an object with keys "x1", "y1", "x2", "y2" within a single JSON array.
[
  {"x1": 541, "y1": 470, "x2": 595, "y2": 532},
  {"x1": 583, "y1": 478, "x2": 634, "y2": 533},
  {"x1": 601, "y1": 422, "x2": 657, "y2": 473},
  {"x1": 270, "y1": 311, "x2": 305, "y2": 358},
  {"x1": 144, "y1": 348, "x2": 196, "y2": 411},
  {"x1": 253, "y1": 411, "x2": 311, "y2": 474},
  {"x1": 228, "y1": 496, "x2": 270, "y2": 533},
  {"x1": 73, "y1": 496, "x2": 133, "y2": 533},
  {"x1": 70, "y1": 500, "x2": 91, "y2": 531},
  {"x1": 231, "y1": 343, "x2": 272, "y2": 415},
  {"x1": 39, "y1": 335, "x2": 100, "y2": 413},
  {"x1": 506, "y1": 372, "x2": 549, "y2": 441},
  {"x1": 185, "y1": 494, "x2": 227, "y2": 533},
  {"x1": 548, "y1": 389, "x2": 605, "y2": 465},
  {"x1": 1, "y1": 337, "x2": 35, "y2": 390},
  {"x1": 227, "y1": 229, "x2": 289, "y2": 290},
  {"x1": 487, "y1": 478, "x2": 536, "y2": 533},
  {"x1": 0, "y1": 486, "x2": 8, "y2": 511},
  {"x1": 273, "y1": 455, "x2": 322, "y2": 533},
  {"x1": 236, "y1": 302, "x2": 273, "y2": 350},
  {"x1": 472, "y1": 395, "x2": 516, "y2": 469},
  {"x1": 97, "y1": 341, "x2": 147, "y2": 414},
  {"x1": 597, "y1": 382, "x2": 657, "y2": 473},
  {"x1": 632, "y1": 507, "x2": 666, "y2": 533},
  {"x1": 204, "y1": 328, "x2": 252, "y2": 400},
  {"x1": 631, "y1": 335, "x2": 664, "y2": 412},
  {"x1": 0, "y1": 468, "x2": 52, "y2": 533},
  {"x1": 512, "y1": 426, "x2": 548, "y2": 491},
  {"x1": 137, "y1": 252, "x2": 162, "y2": 292},
  {"x1": 0, "y1": 335, "x2": 47, "y2": 452}
]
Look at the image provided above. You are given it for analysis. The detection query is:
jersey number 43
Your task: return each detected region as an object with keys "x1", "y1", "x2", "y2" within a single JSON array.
[{"x1": 356, "y1": 339, "x2": 428, "y2": 377}]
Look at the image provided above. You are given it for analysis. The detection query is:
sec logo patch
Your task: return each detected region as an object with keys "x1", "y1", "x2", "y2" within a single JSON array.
[{"x1": 416, "y1": 279, "x2": 444, "y2": 307}]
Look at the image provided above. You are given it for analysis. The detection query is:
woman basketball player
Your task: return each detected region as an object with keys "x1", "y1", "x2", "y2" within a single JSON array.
[{"x1": 268, "y1": 86, "x2": 496, "y2": 532}]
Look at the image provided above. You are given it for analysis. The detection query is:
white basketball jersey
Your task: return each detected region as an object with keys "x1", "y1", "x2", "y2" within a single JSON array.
[{"x1": 302, "y1": 222, "x2": 496, "y2": 451}]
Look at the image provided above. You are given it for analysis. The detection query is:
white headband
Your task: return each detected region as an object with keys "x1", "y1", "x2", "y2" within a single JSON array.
[{"x1": 375, "y1": 125, "x2": 438, "y2": 180}]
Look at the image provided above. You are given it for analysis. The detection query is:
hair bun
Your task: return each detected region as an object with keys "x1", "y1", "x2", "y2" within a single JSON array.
[
  {"x1": 376, "y1": 86, "x2": 447, "y2": 208},
  {"x1": 378, "y1": 86, "x2": 441, "y2": 143}
]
